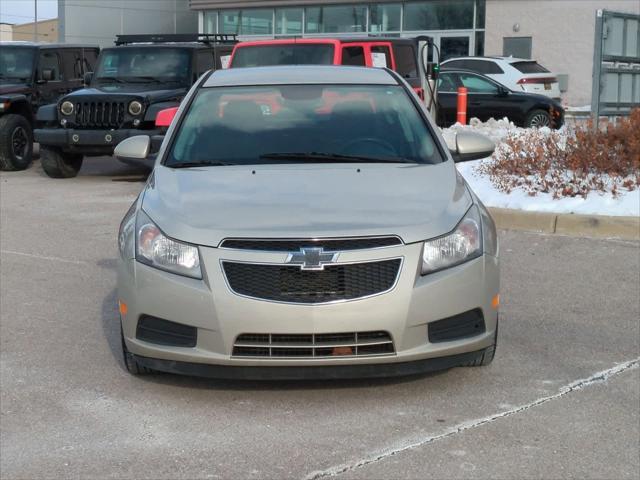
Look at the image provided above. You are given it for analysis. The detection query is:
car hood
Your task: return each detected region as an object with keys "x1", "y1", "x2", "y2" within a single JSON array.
[
  {"x1": 141, "y1": 162, "x2": 472, "y2": 246},
  {"x1": 64, "y1": 86, "x2": 186, "y2": 103},
  {"x1": 0, "y1": 83, "x2": 30, "y2": 95}
]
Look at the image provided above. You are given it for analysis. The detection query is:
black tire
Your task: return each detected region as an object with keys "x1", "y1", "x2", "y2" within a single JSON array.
[
  {"x1": 40, "y1": 146, "x2": 83, "y2": 178},
  {"x1": 525, "y1": 109, "x2": 551, "y2": 129},
  {"x1": 466, "y1": 318, "x2": 498, "y2": 367},
  {"x1": 121, "y1": 326, "x2": 154, "y2": 375},
  {"x1": 0, "y1": 114, "x2": 33, "y2": 171}
]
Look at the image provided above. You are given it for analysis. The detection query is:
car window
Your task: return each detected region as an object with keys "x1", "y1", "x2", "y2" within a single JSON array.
[
  {"x1": 443, "y1": 60, "x2": 465, "y2": 70},
  {"x1": 511, "y1": 61, "x2": 549, "y2": 74},
  {"x1": 371, "y1": 45, "x2": 391, "y2": 68},
  {"x1": 61, "y1": 49, "x2": 85, "y2": 80},
  {"x1": 458, "y1": 73, "x2": 499, "y2": 93},
  {"x1": 197, "y1": 51, "x2": 214, "y2": 76},
  {"x1": 437, "y1": 73, "x2": 458, "y2": 93},
  {"x1": 394, "y1": 44, "x2": 418, "y2": 78},
  {"x1": 168, "y1": 85, "x2": 443, "y2": 166},
  {"x1": 37, "y1": 51, "x2": 63, "y2": 81},
  {"x1": 341, "y1": 46, "x2": 365, "y2": 66},
  {"x1": 231, "y1": 44, "x2": 334, "y2": 67},
  {"x1": 464, "y1": 59, "x2": 504, "y2": 74},
  {"x1": 94, "y1": 48, "x2": 191, "y2": 83},
  {"x1": 0, "y1": 47, "x2": 35, "y2": 81}
]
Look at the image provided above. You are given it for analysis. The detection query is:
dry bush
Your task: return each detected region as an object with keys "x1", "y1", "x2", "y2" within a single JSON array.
[{"x1": 477, "y1": 109, "x2": 640, "y2": 198}]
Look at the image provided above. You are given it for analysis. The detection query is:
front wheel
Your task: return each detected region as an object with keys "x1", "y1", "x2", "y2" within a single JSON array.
[
  {"x1": 40, "y1": 146, "x2": 83, "y2": 178},
  {"x1": 525, "y1": 109, "x2": 551, "y2": 129},
  {"x1": 0, "y1": 114, "x2": 33, "y2": 171}
]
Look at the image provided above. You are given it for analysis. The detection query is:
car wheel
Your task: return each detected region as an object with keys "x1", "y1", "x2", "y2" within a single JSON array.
[
  {"x1": 466, "y1": 317, "x2": 498, "y2": 367},
  {"x1": 0, "y1": 114, "x2": 34, "y2": 171},
  {"x1": 40, "y1": 146, "x2": 83, "y2": 178},
  {"x1": 525, "y1": 109, "x2": 551, "y2": 129},
  {"x1": 121, "y1": 325, "x2": 154, "y2": 375}
]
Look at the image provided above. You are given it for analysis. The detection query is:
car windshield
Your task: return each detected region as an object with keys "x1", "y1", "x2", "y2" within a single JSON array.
[
  {"x1": 167, "y1": 84, "x2": 443, "y2": 167},
  {"x1": 232, "y1": 45, "x2": 335, "y2": 67},
  {"x1": 0, "y1": 47, "x2": 35, "y2": 82},
  {"x1": 94, "y1": 47, "x2": 191, "y2": 84}
]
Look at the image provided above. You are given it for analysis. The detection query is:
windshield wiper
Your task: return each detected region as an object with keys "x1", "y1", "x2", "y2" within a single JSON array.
[
  {"x1": 259, "y1": 152, "x2": 416, "y2": 164},
  {"x1": 124, "y1": 76, "x2": 166, "y2": 84},
  {"x1": 97, "y1": 76, "x2": 125, "y2": 84},
  {"x1": 166, "y1": 161, "x2": 229, "y2": 168}
]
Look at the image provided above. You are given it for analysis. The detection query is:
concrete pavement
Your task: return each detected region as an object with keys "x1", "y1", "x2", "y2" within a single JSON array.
[{"x1": 1, "y1": 158, "x2": 639, "y2": 479}]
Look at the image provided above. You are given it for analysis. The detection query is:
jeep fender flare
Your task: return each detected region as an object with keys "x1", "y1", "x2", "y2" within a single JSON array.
[
  {"x1": 0, "y1": 94, "x2": 34, "y2": 125},
  {"x1": 36, "y1": 103, "x2": 58, "y2": 123}
]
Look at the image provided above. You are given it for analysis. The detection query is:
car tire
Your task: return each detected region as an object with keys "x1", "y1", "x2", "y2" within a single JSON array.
[
  {"x1": 121, "y1": 325, "x2": 154, "y2": 375},
  {"x1": 40, "y1": 146, "x2": 83, "y2": 178},
  {"x1": 0, "y1": 114, "x2": 34, "y2": 171},
  {"x1": 466, "y1": 318, "x2": 498, "y2": 367},
  {"x1": 525, "y1": 109, "x2": 551, "y2": 129}
]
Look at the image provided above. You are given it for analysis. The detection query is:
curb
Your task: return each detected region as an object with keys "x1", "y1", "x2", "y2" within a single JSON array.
[{"x1": 488, "y1": 208, "x2": 640, "y2": 241}]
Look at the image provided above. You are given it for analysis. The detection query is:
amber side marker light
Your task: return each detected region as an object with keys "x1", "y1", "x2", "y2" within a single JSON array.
[
  {"x1": 492, "y1": 294, "x2": 500, "y2": 309},
  {"x1": 118, "y1": 300, "x2": 128, "y2": 316}
]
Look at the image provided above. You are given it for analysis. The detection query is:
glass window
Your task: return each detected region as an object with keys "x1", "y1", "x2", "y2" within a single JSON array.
[
  {"x1": 475, "y1": 31, "x2": 485, "y2": 56},
  {"x1": 342, "y1": 46, "x2": 365, "y2": 66},
  {"x1": 240, "y1": 9, "x2": 273, "y2": 35},
  {"x1": 275, "y1": 8, "x2": 302, "y2": 34},
  {"x1": 394, "y1": 44, "x2": 418, "y2": 79},
  {"x1": 232, "y1": 44, "x2": 335, "y2": 67},
  {"x1": 204, "y1": 11, "x2": 217, "y2": 34},
  {"x1": 437, "y1": 73, "x2": 459, "y2": 93},
  {"x1": 369, "y1": 4, "x2": 401, "y2": 32},
  {"x1": 511, "y1": 61, "x2": 550, "y2": 74},
  {"x1": 305, "y1": 5, "x2": 366, "y2": 33},
  {"x1": 371, "y1": 45, "x2": 392, "y2": 68},
  {"x1": 220, "y1": 10, "x2": 240, "y2": 34},
  {"x1": 475, "y1": 0, "x2": 485, "y2": 28},
  {"x1": 168, "y1": 85, "x2": 443, "y2": 166},
  {"x1": 403, "y1": 1, "x2": 474, "y2": 30},
  {"x1": 0, "y1": 47, "x2": 35, "y2": 81},
  {"x1": 38, "y1": 51, "x2": 62, "y2": 80},
  {"x1": 458, "y1": 73, "x2": 499, "y2": 93},
  {"x1": 94, "y1": 48, "x2": 191, "y2": 85},
  {"x1": 440, "y1": 36, "x2": 470, "y2": 62}
]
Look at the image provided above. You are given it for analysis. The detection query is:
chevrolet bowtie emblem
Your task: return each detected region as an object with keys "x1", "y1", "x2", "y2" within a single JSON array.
[{"x1": 285, "y1": 247, "x2": 339, "y2": 270}]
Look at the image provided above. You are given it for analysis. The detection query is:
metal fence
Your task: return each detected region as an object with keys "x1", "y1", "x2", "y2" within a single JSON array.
[{"x1": 591, "y1": 9, "x2": 640, "y2": 121}]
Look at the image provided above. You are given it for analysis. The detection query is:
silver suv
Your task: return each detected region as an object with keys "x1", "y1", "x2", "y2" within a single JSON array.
[{"x1": 115, "y1": 65, "x2": 499, "y2": 379}]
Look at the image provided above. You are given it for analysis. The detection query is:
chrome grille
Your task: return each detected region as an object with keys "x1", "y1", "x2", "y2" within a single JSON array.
[
  {"x1": 74, "y1": 101, "x2": 126, "y2": 128},
  {"x1": 220, "y1": 236, "x2": 402, "y2": 251},
  {"x1": 222, "y1": 258, "x2": 402, "y2": 304},
  {"x1": 232, "y1": 331, "x2": 394, "y2": 358}
]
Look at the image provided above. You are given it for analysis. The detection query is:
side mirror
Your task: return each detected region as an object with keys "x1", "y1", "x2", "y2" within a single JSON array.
[
  {"x1": 83, "y1": 71, "x2": 93, "y2": 85},
  {"x1": 155, "y1": 106, "x2": 179, "y2": 127},
  {"x1": 450, "y1": 132, "x2": 495, "y2": 163},
  {"x1": 497, "y1": 86, "x2": 509, "y2": 97},
  {"x1": 39, "y1": 69, "x2": 54, "y2": 83},
  {"x1": 114, "y1": 135, "x2": 151, "y2": 163}
]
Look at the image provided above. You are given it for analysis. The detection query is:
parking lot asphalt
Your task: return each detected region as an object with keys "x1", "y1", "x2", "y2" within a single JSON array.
[{"x1": 1, "y1": 157, "x2": 639, "y2": 480}]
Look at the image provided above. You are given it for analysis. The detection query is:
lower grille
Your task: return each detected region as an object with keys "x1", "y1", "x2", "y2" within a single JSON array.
[
  {"x1": 74, "y1": 101, "x2": 126, "y2": 129},
  {"x1": 232, "y1": 331, "x2": 394, "y2": 358},
  {"x1": 222, "y1": 258, "x2": 402, "y2": 304},
  {"x1": 428, "y1": 309, "x2": 486, "y2": 343},
  {"x1": 136, "y1": 315, "x2": 197, "y2": 347}
]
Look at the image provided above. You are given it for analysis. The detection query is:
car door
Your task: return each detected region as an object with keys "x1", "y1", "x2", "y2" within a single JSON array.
[
  {"x1": 435, "y1": 72, "x2": 460, "y2": 126},
  {"x1": 456, "y1": 72, "x2": 505, "y2": 122},
  {"x1": 35, "y1": 50, "x2": 67, "y2": 105}
]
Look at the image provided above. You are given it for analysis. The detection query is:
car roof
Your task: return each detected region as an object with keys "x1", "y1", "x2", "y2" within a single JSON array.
[
  {"x1": 204, "y1": 65, "x2": 398, "y2": 87},
  {"x1": 0, "y1": 41, "x2": 98, "y2": 49},
  {"x1": 441, "y1": 56, "x2": 533, "y2": 63},
  {"x1": 104, "y1": 43, "x2": 212, "y2": 50},
  {"x1": 235, "y1": 37, "x2": 416, "y2": 47}
]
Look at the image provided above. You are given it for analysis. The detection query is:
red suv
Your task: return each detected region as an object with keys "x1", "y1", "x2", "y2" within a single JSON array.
[{"x1": 229, "y1": 38, "x2": 424, "y2": 100}]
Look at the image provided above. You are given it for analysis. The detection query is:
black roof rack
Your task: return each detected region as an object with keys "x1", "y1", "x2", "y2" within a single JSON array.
[{"x1": 114, "y1": 33, "x2": 238, "y2": 46}]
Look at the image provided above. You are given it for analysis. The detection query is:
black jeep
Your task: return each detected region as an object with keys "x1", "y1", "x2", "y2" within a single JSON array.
[
  {"x1": 35, "y1": 34, "x2": 237, "y2": 178},
  {"x1": 0, "y1": 42, "x2": 99, "y2": 171}
]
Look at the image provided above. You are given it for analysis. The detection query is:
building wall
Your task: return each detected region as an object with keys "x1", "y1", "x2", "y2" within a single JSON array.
[
  {"x1": 485, "y1": 0, "x2": 640, "y2": 106},
  {"x1": 1, "y1": 19, "x2": 58, "y2": 42},
  {"x1": 0, "y1": 23, "x2": 12, "y2": 41},
  {"x1": 59, "y1": 0, "x2": 198, "y2": 46}
]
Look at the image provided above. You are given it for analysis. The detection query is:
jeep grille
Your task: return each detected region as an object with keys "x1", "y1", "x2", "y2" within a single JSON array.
[{"x1": 74, "y1": 101, "x2": 126, "y2": 129}]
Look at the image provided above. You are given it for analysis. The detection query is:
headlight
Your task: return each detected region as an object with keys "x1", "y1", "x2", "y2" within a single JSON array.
[
  {"x1": 60, "y1": 101, "x2": 74, "y2": 115},
  {"x1": 135, "y1": 210, "x2": 201, "y2": 279},
  {"x1": 128, "y1": 101, "x2": 143, "y2": 116},
  {"x1": 421, "y1": 205, "x2": 482, "y2": 275}
]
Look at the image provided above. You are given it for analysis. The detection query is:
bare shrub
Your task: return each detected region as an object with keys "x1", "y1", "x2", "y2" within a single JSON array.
[{"x1": 477, "y1": 109, "x2": 640, "y2": 198}]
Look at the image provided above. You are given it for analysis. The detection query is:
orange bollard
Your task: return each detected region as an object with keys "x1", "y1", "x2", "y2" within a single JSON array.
[{"x1": 456, "y1": 87, "x2": 468, "y2": 125}]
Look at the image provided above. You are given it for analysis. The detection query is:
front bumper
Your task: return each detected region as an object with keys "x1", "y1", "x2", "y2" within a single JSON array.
[
  {"x1": 34, "y1": 127, "x2": 162, "y2": 155},
  {"x1": 117, "y1": 242, "x2": 499, "y2": 376}
]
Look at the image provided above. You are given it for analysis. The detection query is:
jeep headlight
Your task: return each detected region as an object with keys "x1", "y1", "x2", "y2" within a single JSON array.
[
  {"x1": 135, "y1": 210, "x2": 201, "y2": 279},
  {"x1": 421, "y1": 205, "x2": 483, "y2": 275},
  {"x1": 60, "y1": 101, "x2": 74, "y2": 115},
  {"x1": 128, "y1": 101, "x2": 143, "y2": 116}
]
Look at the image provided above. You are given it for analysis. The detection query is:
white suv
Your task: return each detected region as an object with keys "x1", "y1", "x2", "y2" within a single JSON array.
[{"x1": 441, "y1": 56, "x2": 561, "y2": 100}]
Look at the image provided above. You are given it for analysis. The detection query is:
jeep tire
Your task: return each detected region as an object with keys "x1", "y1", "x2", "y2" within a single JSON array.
[
  {"x1": 40, "y1": 146, "x2": 83, "y2": 178},
  {"x1": 0, "y1": 114, "x2": 34, "y2": 171}
]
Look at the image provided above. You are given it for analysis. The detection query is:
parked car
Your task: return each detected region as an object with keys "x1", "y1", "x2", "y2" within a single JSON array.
[
  {"x1": 436, "y1": 68, "x2": 564, "y2": 128},
  {"x1": 229, "y1": 38, "x2": 425, "y2": 100},
  {"x1": 0, "y1": 42, "x2": 99, "y2": 171},
  {"x1": 34, "y1": 34, "x2": 236, "y2": 178},
  {"x1": 440, "y1": 56, "x2": 561, "y2": 100},
  {"x1": 113, "y1": 65, "x2": 499, "y2": 379}
]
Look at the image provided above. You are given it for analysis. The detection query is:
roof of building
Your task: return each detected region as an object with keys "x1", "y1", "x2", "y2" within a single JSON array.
[
  {"x1": 0, "y1": 41, "x2": 98, "y2": 49},
  {"x1": 204, "y1": 65, "x2": 398, "y2": 87}
]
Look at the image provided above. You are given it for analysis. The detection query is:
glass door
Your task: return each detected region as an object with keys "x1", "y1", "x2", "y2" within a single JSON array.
[{"x1": 439, "y1": 35, "x2": 472, "y2": 62}]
